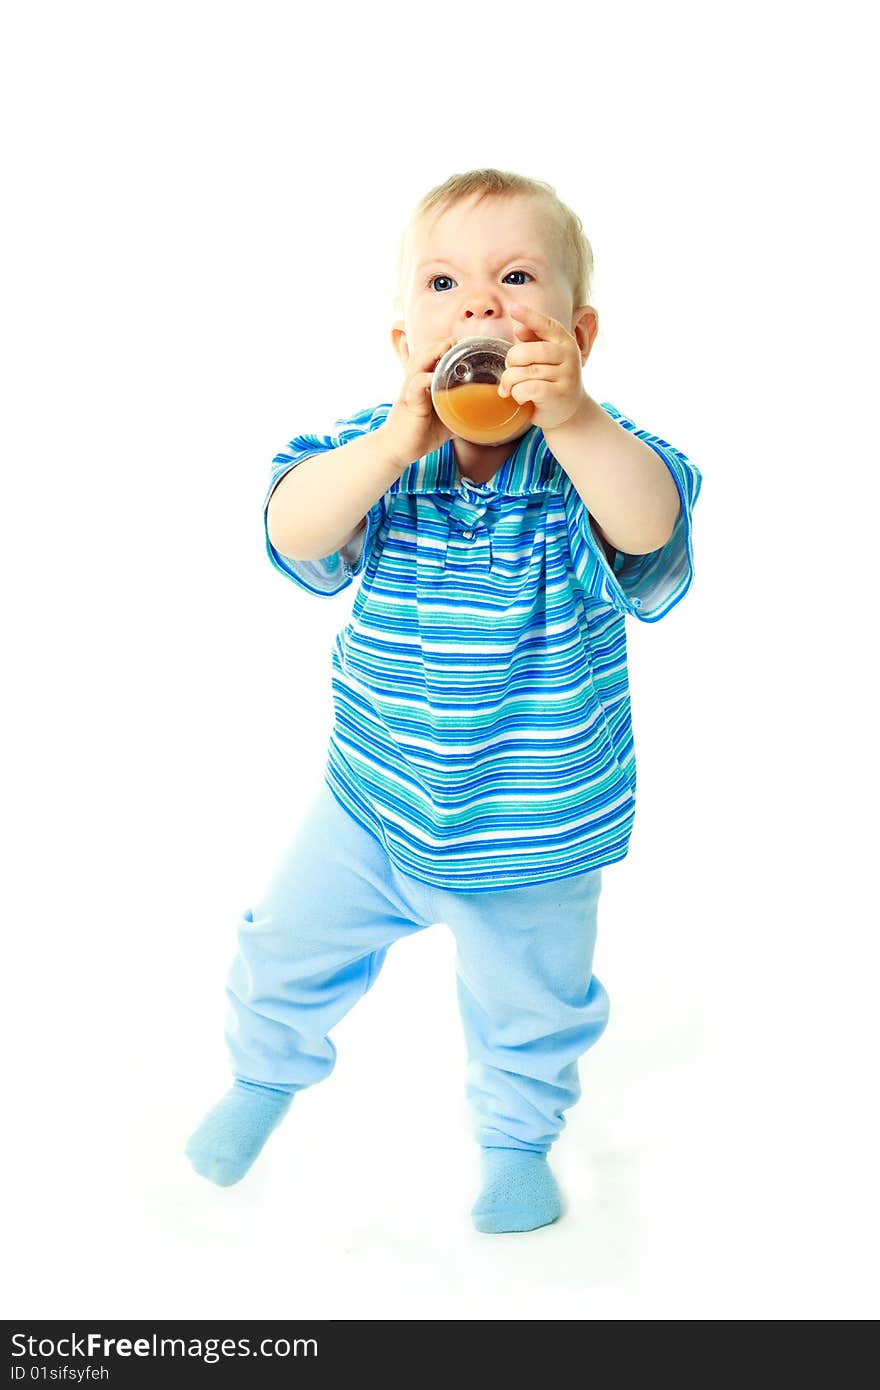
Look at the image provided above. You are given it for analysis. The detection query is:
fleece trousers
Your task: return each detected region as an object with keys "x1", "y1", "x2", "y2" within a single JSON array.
[{"x1": 224, "y1": 780, "x2": 610, "y2": 1154}]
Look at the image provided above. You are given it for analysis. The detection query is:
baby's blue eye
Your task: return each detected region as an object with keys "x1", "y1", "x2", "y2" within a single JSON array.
[
  {"x1": 430, "y1": 275, "x2": 455, "y2": 292},
  {"x1": 503, "y1": 270, "x2": 532, "y2": 285}
]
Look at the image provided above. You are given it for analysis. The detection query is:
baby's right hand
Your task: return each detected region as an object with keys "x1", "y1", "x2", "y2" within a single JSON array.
[{"x1": 381, "y1": 337, "x2": 457, "y2": 470}]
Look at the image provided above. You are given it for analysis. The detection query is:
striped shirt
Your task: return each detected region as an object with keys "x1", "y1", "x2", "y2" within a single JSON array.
[{"x1": 263, "y1": 402, "x2": 702, "y2": 893}]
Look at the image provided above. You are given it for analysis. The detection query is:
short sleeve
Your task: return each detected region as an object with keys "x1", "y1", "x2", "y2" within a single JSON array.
[
  {"x1": 263, "y1": 403, "x2": 392, "y2": 597},
  {"x1": 563, "y1": 402, "x2": 702, "y2": 623}
]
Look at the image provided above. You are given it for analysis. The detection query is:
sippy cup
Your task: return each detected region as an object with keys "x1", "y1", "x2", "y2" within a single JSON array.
[{"x1": 431, "y1": 336, "x2": 535, "y2": 445}]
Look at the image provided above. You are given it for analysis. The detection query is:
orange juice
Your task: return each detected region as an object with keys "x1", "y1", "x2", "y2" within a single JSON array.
[{"x1": 433, "y1": 382, "x2": 534, "y2": 444}]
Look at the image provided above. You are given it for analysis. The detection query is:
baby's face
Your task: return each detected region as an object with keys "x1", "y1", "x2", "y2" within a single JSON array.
[{"x1": 392, "y1": 193, "x2": 589, "y2": 370}]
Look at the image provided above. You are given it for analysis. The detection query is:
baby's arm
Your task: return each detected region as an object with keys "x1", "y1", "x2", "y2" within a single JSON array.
[
  {"x1": 267, "y1": 428, "x2": 405, "y2": 562},
  {"x1": 547, "y1": 397, "x2": 681, "y2": 555},
  {"x1": 564, "y1": 404, "x2": 701, "y2": 624}
]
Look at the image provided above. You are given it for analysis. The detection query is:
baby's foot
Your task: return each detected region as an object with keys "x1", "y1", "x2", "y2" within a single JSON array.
[
  {"x1": 471, "y1": 1147, "x2": 561, "y2": 1234},
  {"x1": 185, "y1": 1080, "x2": 293, "y2": 1186}
]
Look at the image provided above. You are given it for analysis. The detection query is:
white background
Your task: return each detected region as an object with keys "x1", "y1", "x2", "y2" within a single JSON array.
[{"x1": 3, "y1": 0, "x2": 878, "y2": 1321}]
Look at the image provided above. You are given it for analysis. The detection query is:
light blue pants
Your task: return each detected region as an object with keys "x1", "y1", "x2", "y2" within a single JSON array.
[{"x1": 225, "y1": 781, "x2": 609, "y2": 1154}]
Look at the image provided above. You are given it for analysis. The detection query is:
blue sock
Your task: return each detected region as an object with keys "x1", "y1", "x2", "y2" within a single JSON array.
[
  {"x1": 471, "y1": 1147, "x2": 562, "y2": 1234},
  {"x1": 185, "y1": 1080, "x2": 293, "y2": 1187}
]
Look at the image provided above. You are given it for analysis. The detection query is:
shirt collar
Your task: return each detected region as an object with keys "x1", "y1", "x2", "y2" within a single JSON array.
[{"x1": 386, "y1": 414, "x2": 564, "y2": 498}]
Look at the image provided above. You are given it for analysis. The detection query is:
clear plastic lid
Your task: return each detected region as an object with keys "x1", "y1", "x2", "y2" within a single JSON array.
[{"x1": 431, "y1": 336, "x2": 534, "y2": 445}]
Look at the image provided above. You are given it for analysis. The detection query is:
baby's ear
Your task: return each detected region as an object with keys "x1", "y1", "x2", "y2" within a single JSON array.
[
  {"x1": 572, "y1": 306, "x2": 599, "y2": 366},
  {"x1": 390, "y1": 321, "x2": 409, "y2": 365}
]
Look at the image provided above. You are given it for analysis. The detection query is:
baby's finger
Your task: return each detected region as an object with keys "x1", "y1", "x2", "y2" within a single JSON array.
[
  {"x1": 403, "y1": 370, "x2": 436, "y2": 409},
  {"x1": 505, "y1": 341, "x2": 566, "y2": 368},
  {"x1": 412, "y1": 337, "x2": 456, "y2": 372}
]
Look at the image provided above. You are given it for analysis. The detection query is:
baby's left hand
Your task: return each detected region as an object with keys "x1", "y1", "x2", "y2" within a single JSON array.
[{"x1": 499, "y1": 304, "x2": 587, "y2": 431}]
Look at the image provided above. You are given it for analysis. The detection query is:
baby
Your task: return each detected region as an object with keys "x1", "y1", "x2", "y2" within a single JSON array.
[{"x1": 186, "y1": 167, "x2": 702, "y2": 1234}]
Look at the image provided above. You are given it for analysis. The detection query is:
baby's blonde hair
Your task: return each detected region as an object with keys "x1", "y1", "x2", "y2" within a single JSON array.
[{"x1": 395, "y1": 168, "x2": 594, "y2": 316}]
